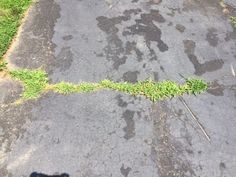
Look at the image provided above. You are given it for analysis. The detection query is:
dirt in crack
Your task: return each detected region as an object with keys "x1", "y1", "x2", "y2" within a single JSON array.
[{"x1": 151, "y1": 102, "x2": 195, "y2": 177}]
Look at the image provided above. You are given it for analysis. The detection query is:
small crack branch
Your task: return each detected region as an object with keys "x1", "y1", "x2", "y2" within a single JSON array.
[{"x1": 179, "y1": 97, "x2": 211, "y2": 142}]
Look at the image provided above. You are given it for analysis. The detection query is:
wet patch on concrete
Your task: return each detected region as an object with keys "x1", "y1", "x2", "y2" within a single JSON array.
[
  {"x1": 122, "y1": 110, "x2": 135, "y2": 140},
  {"x1": 125, "y1": 41, "x2": 143, "y2": 62},
  {"x1": 183, "y1": 40, "x2": 224, "y2": 75},
  {"x1": 225, "y1": 27, "x2": 236, "y2": 41},
  {"x1": 123, "y1": 71, "x2": 139, "y2": 83},
  {"x1": 115, "y1": 94, "x2": 128, "y2": 108},
  {"x1": 207, "y1": 80, "x2": 225, "y2": 96},
  {"x1": 123, "y1": 9, "x2": 168, "y2": 52},
  {"x1": 206, "y1": 28, "x2": 219, "y2": 47},
  {"x1": 153, "y1": 72, "x2": 159, "y2": 81},
  {"x1": 96, "y1": 9, "x2": 143, "y2": 69},
  {"x1": 55, "y1": 47, "x2": 73, "y2": 71},
  {"x1": 120, "y1": 164, "x2": 132, "y2": 177},
  {"x1": 175, "y1": 24, "x2": 186, "y2": 33},
  {"x1": 151, "y1": 102, "x2": 195, "y2": 177},
  {"x1": 96, "y1": 8, "x2": 169, "y2": 70},
  {"x1": 148, "y1": 0, "x2": 162, "y2": 5},
  {"x1": 62, "y1": 35, "x2": 73, "y2": 41}
]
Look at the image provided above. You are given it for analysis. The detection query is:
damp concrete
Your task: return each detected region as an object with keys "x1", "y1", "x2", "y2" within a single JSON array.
[{"x1": 1, "y1": 0, "x2": 236, "y2": 177}]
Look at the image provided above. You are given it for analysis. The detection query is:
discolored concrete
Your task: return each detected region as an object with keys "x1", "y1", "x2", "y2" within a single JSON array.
[{"x1": 1, "y1": 0, "x2": 236, "y2": 177}]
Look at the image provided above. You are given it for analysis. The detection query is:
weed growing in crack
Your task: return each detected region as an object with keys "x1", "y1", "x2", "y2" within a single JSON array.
[
  {"x1": 10, "y1": 69, "x2": 208, "y2": 102},
  {"x1": 10, "y1": 69, "x2": 48, "y2": 99},
  {"x1": 0, "y1": 61, "x2": 7, "y2": 71},
  {"x1": 230, "y1": 16, "x2": 236, "y2": 24}
]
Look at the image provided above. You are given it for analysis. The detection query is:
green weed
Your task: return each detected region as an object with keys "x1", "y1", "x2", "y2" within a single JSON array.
[
  {"x1": 230, "y1": 16, "x2": 236, "y2": 24},
  {"x1": 10, "y1": 69, "x2": 208, "y2": 102},
  {"x1": 0, "y1": 61, "x2": 7, "y2": 71},
  {"x1": 10, "y1": 69, "x2": 48, "y2": 99}
]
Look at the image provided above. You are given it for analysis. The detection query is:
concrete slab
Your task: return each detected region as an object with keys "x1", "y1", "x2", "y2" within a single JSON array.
[{"x1": 1, "y1": 0, "x2": 236, "y2": 177}]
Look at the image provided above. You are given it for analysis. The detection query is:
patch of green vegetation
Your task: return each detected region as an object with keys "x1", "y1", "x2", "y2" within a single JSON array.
[
  {"x1": 100, "y1": 78, "x2": 207, "y2": 101},
  {"x1": 53, "y1": 82, "x2": 100, "y2": 94},
  {"x1": 0, "y1": 0, "x2": 32, "y2": 59},
  {"x1": 0, "y1": 61, "x2": 7, "y2": 71},
  {"x1": 10, "y1": 69, "x2": 48, "y2": 99},
  {"x1": 9, "y1": 69, "x2": 208, "y2": 102},
  {"x1": 230, "y1": 16, "x2": 236, "y2": 24}
]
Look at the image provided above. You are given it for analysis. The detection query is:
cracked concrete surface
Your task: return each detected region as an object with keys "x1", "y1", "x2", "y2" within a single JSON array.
[{"x1": 1, "y1": 0, "x2": 236, "y2": 176}]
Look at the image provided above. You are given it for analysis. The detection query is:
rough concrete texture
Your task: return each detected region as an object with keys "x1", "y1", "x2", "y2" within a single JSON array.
[{"x1": 1, "y1": 0, "x2": 236, "y2": 176}]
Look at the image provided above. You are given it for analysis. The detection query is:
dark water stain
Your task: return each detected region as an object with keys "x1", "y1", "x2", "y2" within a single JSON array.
[
  {"x1": 55, "y1": 47, "x2": 73, "y2": 71},
  {"x1": 95, "y1": 52, "x2": 104, "y2": 57},
  {"x1": 120, "y1": 164, "x2": 132, "y2": 177},
  {"x1": 123, "y1": 71, "x2": 139, "y2": 83},
  {"x1": 96, "y1": 8, "x2": 168, "y2": 68},
  {"x1": 225, "y1": 26, "x2": 236, "y2": 41},
  {"x1": 125, "y1": 41, "x2": 143, "y2": 61},
  {"x1": 97, "y1": 9, "x2": 142, "y2": 35},
  {"x1": 148, "y1": 0, "x2": 162, "y2": 5},
  {"x1": 132, "y1": 0, "x2": 139, "y2": 3},
  {"x1": 151, "y1": 102, "x2": 195, "y2": 177},
  {"x1": 149, "y1": 48, "x2": 158, "y2": 61},
  {"x1": 206, "y1": 28, "x2": 219, "y2": 47},
  {"x1": 62, "y1": 35, "x2": 73, "y2": 41},
  {"x1": 113, "y1": 56, "x2": 127, "y2": 70},
  {"x1": 207, "y1": 80, "x2": 225, "y2": 96},
  {"x1": 175, "y1": 24, "x2": 186, "y2": 33},
  {"x1": 160, "y1": 66, "x2": 165, "y2": 72},
  {"x1": 168, "y1": 22, "x2": 173, "y2": 26},
  {"x1": 153, "y1": 72, "x2": 159, "y2": 81},
  {"x1": 123, "y1": 9, "x2": 168, "y2": 52},
  {"x1": 219, "y1": 162, "x2": 226, "y2": 169},
  {"x1": 96, "y1": 9, "x2": 142, "y2": 69},
  {"x1": 183, "y1": 40, "x2": 224, "y2": 75},
  {"x1": 185, "y1": 149, "x2": 194, "y2": 155},
  {"x1": 115, "y1": 94, "x2": 128, "y2": 108},
  {"x1": 219, "y1": 162, "x2": 226, "y2": 177},
  {"x1": 122, "y1": 110, "x2": 135, "y2": 140}
]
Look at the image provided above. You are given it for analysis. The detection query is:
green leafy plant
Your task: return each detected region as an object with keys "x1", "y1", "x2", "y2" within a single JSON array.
[
  {"x1": 230, "y1": 16, "x2": 236, "y2": 24},
  {"x1": 10, "y1": 69, "x2": 208, "y2": 102},
  {"x1": 10, "y1": 69, "x2": 48, "y2": 99},
  {"x1": 0, "y1": 61, "x2": 7, "y2": 71}
]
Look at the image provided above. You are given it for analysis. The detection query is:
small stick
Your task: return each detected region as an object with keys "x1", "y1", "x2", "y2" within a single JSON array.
[
  {"x1": 179, "y1": 97, "x2": 211, "y2": 142},
  {"x1": 230, "y1": 64, "x2": 235, "y2": 77}
]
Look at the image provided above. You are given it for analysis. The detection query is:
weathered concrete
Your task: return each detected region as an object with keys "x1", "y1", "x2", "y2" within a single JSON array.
[{"x1": 1, "y1": 0, "x2": 236, "y2": 177}]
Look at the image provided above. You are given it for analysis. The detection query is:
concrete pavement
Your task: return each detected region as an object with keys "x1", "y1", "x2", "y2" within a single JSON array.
[{"x1": 1, "y1": 0, "x2": 236, "y2": 176}]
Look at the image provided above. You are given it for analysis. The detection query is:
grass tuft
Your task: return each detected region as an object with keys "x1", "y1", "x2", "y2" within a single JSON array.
[
  {"x1": 230, "y1": 16, "x2": 236, "y2": 24},
  {"x1": 9, "y1": 69, "x2": 208, "y2": 102},
  {"x1": 10, "y1": 69, "x2": 48, "y2": 99},
  {"x1": 101, "y1": 78, "x2": 208, "y2": 102},
  {"x1": 53, "y1": 82, "x2": 79, "y2": 94},
  {"x1": 0, "y1": 61, "x2": 7, "y2": 71}
]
